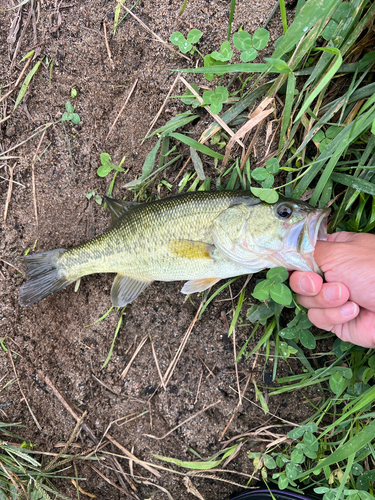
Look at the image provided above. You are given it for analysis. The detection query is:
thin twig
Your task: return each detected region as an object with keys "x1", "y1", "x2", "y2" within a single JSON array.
[
  {"x1": 149, "y1": 335, "x2": 166, "y2": 390},
  {"x1": 142, "y1": 73, "x2": 180, "y2": 144},
  {"x1": 31, "y1": 129, "x2": 47, "y2": 229},
  {"x1": 120, "y1": 334, "x2": 148, "y2": 380},
  {"x1": 163, "y1": 303, "x2": 202, "y2": 386},
  {"x1": 3, "y1": 165, "x2": 14, "y2": 226},
  {"x1": 106, "y1": 78, "x2": 138, "y2": 140},
  {"x1": 143, "y1": 399, "x2": 221, "y2": 440},
  {"x1": 194, "y1": 370, "x2": 203, "y2": 404},
  {"x1": 9, "y1": 352, "x2": 41, "y2": 430},
  {"x1": 179, "y1": 77, "x2": 244, "y2": 147},
  {"x1": 103, "y1": 21, "x2": 115, "y2": 69},
  {"x1": 0, "y1": 259, "x2": 23, "y2": 276},
  {"x1": 219, "y1": 372, "x2": 252, "y2": 441}
]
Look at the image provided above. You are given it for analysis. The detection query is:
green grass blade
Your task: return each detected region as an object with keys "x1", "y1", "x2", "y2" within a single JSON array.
[
  {"x1": 295, "y1": 48, "x2": 342, "y2": 123},
  {"x1": 298, "y1": 418, "x2": 375, "y2": 479},
  {"x1": 330, "y1": 172, "x2": 375, "y2": 197},
  {"x1": 228, "y1": 288, "x2": 245, "y2": 337},
  {"x1": 170, "y1": 133, "x2": 224, "y2": 159},
  {"x1": 227, "y1": 0, "x2": 236, "y2": 41},
  {"x1": 271, "y1": 0, "x2": 341, "y2": 59},
  {"x1": 14, "y1": 59, "x2": 42, "y2": 110},
  {"x1": 279, "y1": 72, "x2": 295, "y2": 149}
]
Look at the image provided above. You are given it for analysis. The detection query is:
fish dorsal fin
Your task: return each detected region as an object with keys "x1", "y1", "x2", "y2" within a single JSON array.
[
  {"x1": 181, "y1": 277, "x2": 221, "y2": 294},
  {"x1": 111, "y1": 274, "x2": 152, "y2": 307},
  {"x1": 104, "y1": 196, "x2": 140, "y2": 225},
  {"x1": 168, "y1": 240, "x2": 215, "y2": 260}
]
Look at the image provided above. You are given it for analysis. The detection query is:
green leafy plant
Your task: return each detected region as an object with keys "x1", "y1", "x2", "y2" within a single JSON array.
[
  {"x1": 169, "y1": 29, "x2": 202, "y2": 54},
  {"x1": 252, "y1": 267, "x2": 292, "y2": 306},
  {"x1": 96, "y1": 153, "x2": 125, "y2": 178},
  {"x1": 251, "y1": 158, "x2": 280, "y2": 188},
  {"x1": 233, "y1": 28, "x2": 269, "y2": 62},
  {"x1": 202, "y1": 86, "x2": 229, "y2": 114},
  {"x1": 62, "y1": 101, "x2": 80, "y2": 125}
]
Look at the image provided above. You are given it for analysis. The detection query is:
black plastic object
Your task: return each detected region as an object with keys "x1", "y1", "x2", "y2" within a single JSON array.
[{"x1": 231, "y1": 488, "x2": 322, "y2": 500}]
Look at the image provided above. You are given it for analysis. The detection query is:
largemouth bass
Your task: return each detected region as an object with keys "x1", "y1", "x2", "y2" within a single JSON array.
[{"x1": 19, "y1": 191, "x2": 329, "y2": 307}]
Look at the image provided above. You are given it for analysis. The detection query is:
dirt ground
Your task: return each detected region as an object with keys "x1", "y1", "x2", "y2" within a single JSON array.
[{"x1": 0, "y1": 1, "x2": 328, "y2": 499}]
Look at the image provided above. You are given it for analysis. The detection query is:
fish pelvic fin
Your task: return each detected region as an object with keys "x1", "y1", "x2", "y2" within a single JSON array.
[
  {"x1": 181, "y1": 277, "x2": 221, "y2": 294},
  {"x1": 168, "y1": 240, "x2": 215, "y2": 260},
  {"x1": 19, "y1": 249, "x2": 74, "y2": 307},
  {"x1": 111, "y1": 274, "x2": 153, "y2": 307}
]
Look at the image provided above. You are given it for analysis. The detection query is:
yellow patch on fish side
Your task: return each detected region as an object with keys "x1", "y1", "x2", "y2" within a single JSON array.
[{"x1": 168, "y1": 240, "x2": 215, "y2": 260}]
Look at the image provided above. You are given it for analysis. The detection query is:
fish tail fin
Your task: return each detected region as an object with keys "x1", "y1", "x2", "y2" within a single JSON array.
[{"x1": 19, "y1": 248, "x2": 74, "y2": 307}]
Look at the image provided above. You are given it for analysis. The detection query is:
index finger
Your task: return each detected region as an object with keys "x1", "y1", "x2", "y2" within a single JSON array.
[{"x1": 289, "y1": 271, "x2": 323, "y2": 296}]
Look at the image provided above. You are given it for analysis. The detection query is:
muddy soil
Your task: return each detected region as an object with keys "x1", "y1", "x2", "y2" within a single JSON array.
[{"x1": 1, "y1": 1, "x2": 330, "y2": 499}]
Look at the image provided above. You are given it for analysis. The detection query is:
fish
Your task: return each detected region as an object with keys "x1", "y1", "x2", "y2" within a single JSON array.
[{"x1": 19, "y1": 191, "x2": 330, "y2": 308}]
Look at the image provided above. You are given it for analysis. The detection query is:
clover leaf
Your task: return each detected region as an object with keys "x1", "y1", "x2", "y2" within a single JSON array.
[
  {"x1": 180, "y1": 83, "x2": 200, "y2": 108},
  {"x1": 233, "y1": 28, "x2": 269, "y2": 62},
  {"x1": 170, "y1": 29, "x2": 202, "y2": 54},
  {"x1": 203, "y1": 86, "x2": 228, "y2": 114},
  {"x1": 251, "y1": 159, "x2": 279, "y2": 189},
  {"x1": 203, "y1": 54, "x2": 227, "y2": 81},
  {"x1": 62, "y1": 101, "x2": 80, "y2": 125},
  {"x1": 252, "y1": 267, "x2": 292, "y2": 306},
  {"x1": 210, "y1": 41, "x2": 233, "y2": 62}
]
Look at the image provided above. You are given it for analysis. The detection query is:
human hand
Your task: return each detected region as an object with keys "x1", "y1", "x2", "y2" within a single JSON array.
[{"x1": 289, "y1": 232, "x2": 375, "y2": 348}]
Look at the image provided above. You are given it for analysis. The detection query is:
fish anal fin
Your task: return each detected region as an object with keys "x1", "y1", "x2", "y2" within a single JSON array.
[
  {"x1": 111, "y1": 274, "x2": 152, "y2": 307},
  {"x1": 104, "y1": 196, "x2": 140, "y2": 225},
  {"x1": 181, "y1": 277, "x2": 221, "y2": 294},
  {"x1": 169, "y1": 240, "x2": 215, "y2": 260}
]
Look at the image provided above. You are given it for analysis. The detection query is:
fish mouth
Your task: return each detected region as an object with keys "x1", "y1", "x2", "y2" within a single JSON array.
[
  {"x1": 308, "y1": 207, "x2": 330, "y2": 248},
  {"x1": 282, "y1": 206, "x2": 330, "y2": 273}
]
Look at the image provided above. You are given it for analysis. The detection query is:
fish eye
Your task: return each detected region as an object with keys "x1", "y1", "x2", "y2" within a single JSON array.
[{"x1": 276, "y1": 205, "x2": 293, "y2": 219}]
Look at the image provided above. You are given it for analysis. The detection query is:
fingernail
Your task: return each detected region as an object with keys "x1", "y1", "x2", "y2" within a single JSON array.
[
  {"x1": 300, "y1": 275, "x2": 315, "y2": 294},
  {"x1": 340, "y1": 302, "x2": 358, "y2": 317},
  {"x1": 323, "y1": 284, "x2": 342, "y2": 302}
]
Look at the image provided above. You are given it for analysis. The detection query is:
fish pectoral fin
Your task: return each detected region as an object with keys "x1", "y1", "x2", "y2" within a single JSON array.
[
  {"x1": 181, "y1": 278, "x2": 221, "y2": 294},
  {"x1": 111, "y1": 274, "x2": 152, "y2": 307},
  {"x1": 104, "y1": 196, "x2": 140, "y2": 226},
  {"x1": 168, "y1": 240, "x2": 215, "y2": 260}
]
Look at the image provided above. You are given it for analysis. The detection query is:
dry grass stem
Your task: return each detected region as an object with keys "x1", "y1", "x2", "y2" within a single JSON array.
[
  {"x1": 219, "y1": 372, "x2": 252, "y2": 441},
  {"x1": 44, "y1": 411, "x2": 87, "y2": 472},
  {"x1": 149, "y1": 335, "x2": 166, "y2": 390},
  {"x1": 9, "y1": 351, "x2": 41, "y2": 430},
  {"x1": 92, "y1": 373, "x2": 120, "y2": 395},
  {"x1": 0, "y1": 122, "x2": 55, "y2": 159},
  {"x1": 0, "y1": 57, "x2": 32, "y2": 105},
  {"x1": 183, "y1": 477, "x2": 206, "y2": 500},
  {"x1": 194, "y1": 370, "x2": 203, "y2": 404},
  {"x1": 106, "y1": 434, "x2": 161, "y2": 478},
  {"x1": 117, "y1": 2, "x2": 191, "y2": 61},
  {"x1": 173, "y1": 155, "x2": 191, "y2": 183},
  {"x1": 163, "y1": 303, "x2": 202, "y2": 386},
  {"x1": 143, "y1": 399, "x2": 221, "y2": 440},
  {"x1": 106, "y1": 78, "x2": 138, "y2": 140},
  {"x1": 223, "y1": 104, "x2": 274, "y2": 165},
  {"x1": 0, "y1": 258, "x2": 23, "y2": 276},
  {"x1": 142, "y1": 73, "x2": 181, "y2": 143},
  {"x1": 103, "y1": 21, "x2": 115, "y2": 69},
  {"x1": 142, "y1": 481, "x2": 175, "y2": 500},
  {"x1": 179, "y1": 77, "x2": 244, "y2": 147},
  {"x1": 3, "y1": 165, "x2": 14, "y2": 226},
  {"x1": 31, "y1": 129, "x2": 47, "y2": 229},
  {"x1": 90, "y1": 465, "x2": 130, "y2": 496},
  {"x1": 120, "y1": 334, "x2": 148, "y2": 380}
]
